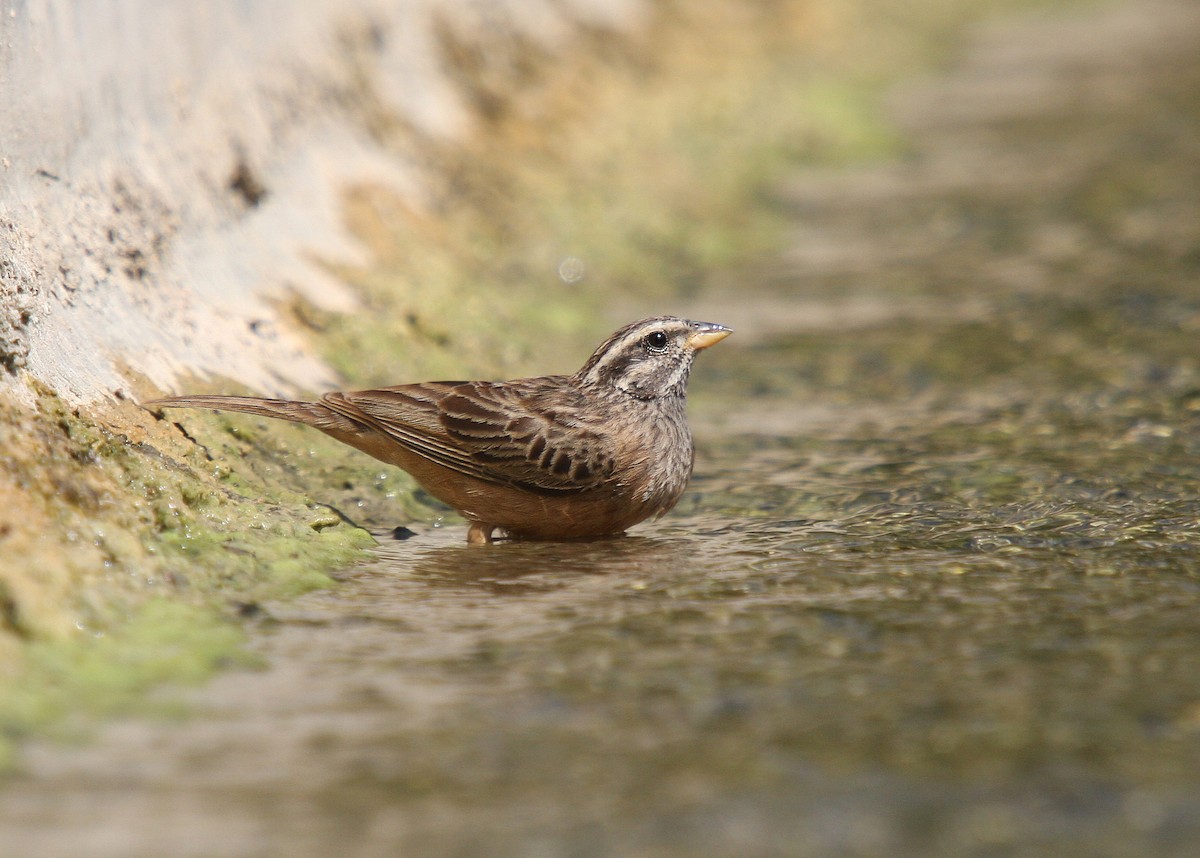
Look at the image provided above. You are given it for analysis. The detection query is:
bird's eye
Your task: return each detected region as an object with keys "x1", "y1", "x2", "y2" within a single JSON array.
[{"x1": 644, "y1": 331, "x2": 669, "y2": 351}]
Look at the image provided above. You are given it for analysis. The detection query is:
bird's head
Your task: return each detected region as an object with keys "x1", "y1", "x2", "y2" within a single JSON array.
[{"x1": 574, "y1": 316, "x2": 732, "y2": 400}]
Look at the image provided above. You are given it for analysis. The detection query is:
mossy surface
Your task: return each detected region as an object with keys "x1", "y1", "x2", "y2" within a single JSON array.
[{"x1": 0, "y1": 385, "x2": 383, "y2": 759}]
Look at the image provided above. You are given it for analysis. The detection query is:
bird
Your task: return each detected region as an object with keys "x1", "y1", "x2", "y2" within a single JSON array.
[{"x1": 146, "y1": 316, "x2": 731, "y2": 544}]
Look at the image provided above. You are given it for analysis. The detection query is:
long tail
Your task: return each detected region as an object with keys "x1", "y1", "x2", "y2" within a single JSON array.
[{"x1": 145, "y1": 394, "x2": 359, "y2": 434}]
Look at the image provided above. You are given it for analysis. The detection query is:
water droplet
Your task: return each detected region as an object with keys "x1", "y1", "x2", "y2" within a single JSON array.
[{"x1": 557, "y1": 256, "x2": 585, "y2": 284}]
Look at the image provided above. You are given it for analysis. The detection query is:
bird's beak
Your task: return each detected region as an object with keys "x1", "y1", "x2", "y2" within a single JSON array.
[{"x1": 686, "y1": 322, "x2": 733, "y2": 351}]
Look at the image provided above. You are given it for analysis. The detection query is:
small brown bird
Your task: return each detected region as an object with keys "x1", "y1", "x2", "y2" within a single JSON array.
[{"x1": 147, "y1": 316, "x2": 731, "y2": 544}]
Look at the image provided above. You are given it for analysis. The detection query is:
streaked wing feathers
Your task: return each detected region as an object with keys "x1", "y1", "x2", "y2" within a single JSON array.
[{"x1": 324, "y1": 379, "x2": 616, "y2": 493}]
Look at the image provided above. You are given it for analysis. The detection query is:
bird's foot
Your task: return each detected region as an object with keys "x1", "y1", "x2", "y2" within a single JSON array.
[{"x1": 467, "y1": 523, "x2": 496, "y2": 545}]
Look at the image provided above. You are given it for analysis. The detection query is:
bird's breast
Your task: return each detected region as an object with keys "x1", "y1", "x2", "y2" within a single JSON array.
[{"x1": 613, "y1": 400, "x2": 693, "y2": 512}]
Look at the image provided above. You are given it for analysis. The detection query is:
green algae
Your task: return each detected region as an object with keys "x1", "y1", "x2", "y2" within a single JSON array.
[
  {"x1": 0, "y1": 389, "x2": 378, "y2": 763},
  {"x1": 0, "y1": 601, "x2": 250, "y2": 767}
]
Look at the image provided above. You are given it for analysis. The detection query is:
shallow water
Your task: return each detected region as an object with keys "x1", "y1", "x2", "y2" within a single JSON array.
[{"x1": 6, "y1": 1, "x2": 1200, "y2": 855}]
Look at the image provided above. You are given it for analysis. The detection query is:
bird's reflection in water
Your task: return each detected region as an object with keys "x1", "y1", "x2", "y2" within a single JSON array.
[{"x1": 368, "y1": 526, "x2": 694, "y2": 596}]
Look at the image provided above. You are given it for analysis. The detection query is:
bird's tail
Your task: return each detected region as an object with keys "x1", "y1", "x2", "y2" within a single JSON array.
[{"x1": 145, "y1": 394, "x2": 359, "y2": 434}]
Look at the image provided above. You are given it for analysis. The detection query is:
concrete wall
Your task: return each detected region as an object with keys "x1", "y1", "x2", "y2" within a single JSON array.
[{"x1": 0, "y1": 0, "x2": 644, "y2": 403}]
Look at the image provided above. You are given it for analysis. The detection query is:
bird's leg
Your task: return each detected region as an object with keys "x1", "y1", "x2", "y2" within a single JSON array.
[{"x1": 467, "y1": 523, "x2": 495, "y2": 545}]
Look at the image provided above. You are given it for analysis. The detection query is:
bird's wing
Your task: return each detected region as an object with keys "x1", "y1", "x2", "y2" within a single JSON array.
[
  {"x1": 322, "y1": 382, "x2": 481, "y2": 478},
  {"x1": 324, "y1": 379, "x2": 618, "y2": 493}
]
